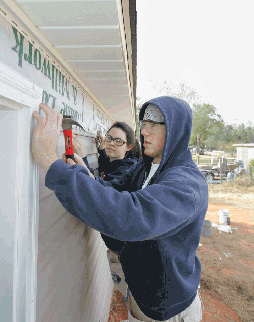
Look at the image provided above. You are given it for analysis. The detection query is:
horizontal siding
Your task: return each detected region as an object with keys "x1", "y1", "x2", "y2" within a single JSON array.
[
  {"x1": 37, "y1": 135, "x2": 113, "y2": 322},
  {"x1": 37, "y1": 223, "x2": 89, "y2": 321},
  {"x1": 38, "y1": 193, "x2": 67, "y2": 237},
  {"x1": 39, "y1": 166, "x2": 53, "y2": 201},
  {"x1": 37, "y1": 210, "x2": 80, "y2": 274},
  {"x1": 37, "y1": 224, "x2": 113, "y2": 322},
  {"x1": 85, "y1": 228, "x2": 113, "y2": 322}
]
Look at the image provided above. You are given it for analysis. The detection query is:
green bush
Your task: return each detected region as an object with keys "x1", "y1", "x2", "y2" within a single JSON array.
[{"x1": 249, "y1": 158, "x2": 254, "y2": 167}]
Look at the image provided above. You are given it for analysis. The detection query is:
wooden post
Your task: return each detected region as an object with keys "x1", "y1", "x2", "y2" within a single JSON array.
[
  {"x1": 197, "y1": 134, "x2": 200, "y2": 154},
  {"x1": 220, "y1": 158, "x2": 222, "y2": 183},
  {"x1": 197, "y1": 154, "x2": 199, "y2": 165}
]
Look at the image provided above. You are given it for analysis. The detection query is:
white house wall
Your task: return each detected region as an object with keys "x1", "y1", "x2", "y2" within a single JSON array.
[
  {"x1": 249, "y1": 148, "x2": 254, "y2": 162},
  {"x1": 237, "y1": 147, "x2": 254, "y2": 168},
  {"x1": 0, "y1": 12, "x2": 114, "y2": 322}
]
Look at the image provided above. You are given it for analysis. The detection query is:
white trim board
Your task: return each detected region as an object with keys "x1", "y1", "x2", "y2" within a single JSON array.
[{"x1": 0, "y1": 61, "x2": 42, "y2": 322}]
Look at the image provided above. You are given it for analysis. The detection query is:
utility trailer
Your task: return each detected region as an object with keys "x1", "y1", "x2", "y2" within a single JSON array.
[{"x1": 198, "y1": 158, "x2": 241, "y2": 181}]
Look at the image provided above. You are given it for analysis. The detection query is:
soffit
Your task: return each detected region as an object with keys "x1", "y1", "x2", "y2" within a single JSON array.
[{"x1": 15, "y1": 0, "x2": 135, "y2": 128}]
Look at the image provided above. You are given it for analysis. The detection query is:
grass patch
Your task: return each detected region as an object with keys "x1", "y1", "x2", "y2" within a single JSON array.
[
  {"x1": 232, "y1": 174, "x2": 254, "y2": 188},
  {"x1": 209, "y1": 174, "x2": 254, "y2": 196}
]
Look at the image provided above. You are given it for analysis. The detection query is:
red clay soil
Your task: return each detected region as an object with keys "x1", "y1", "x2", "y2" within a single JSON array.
[
  {"x1": 197, "y1": 201, "x2": 254, "y2": 322},
  {"x1": 108, "y1": 201, "x2": 254, "y2": 322},
  {"x1": 108, "y1": 287, "x2": 128, "y2": 322}
]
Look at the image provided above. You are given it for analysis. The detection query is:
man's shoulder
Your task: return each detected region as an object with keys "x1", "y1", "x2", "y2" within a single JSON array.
[{"x1": 159, "y1": 164, "x2": 206, "y2": 183}]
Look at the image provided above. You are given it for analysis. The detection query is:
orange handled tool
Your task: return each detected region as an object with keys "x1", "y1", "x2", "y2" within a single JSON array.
[{"x1": 62, "y1": 115, "x2": 87, "y2": 161}]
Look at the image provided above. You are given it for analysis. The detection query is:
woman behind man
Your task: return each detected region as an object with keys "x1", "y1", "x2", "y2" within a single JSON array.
[
  {"x1": 73, "y1": 121, "x2": 141, "y2": 180},
  {"x1": 73, "y1": 121, "x2": 142, "y2": 314}
]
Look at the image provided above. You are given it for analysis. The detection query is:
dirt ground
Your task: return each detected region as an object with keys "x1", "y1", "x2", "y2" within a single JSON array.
[{"x1": 108, "y1": 179, "x2": 254, "y2": 322}]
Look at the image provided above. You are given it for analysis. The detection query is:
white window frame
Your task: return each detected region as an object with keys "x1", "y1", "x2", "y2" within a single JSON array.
[{"x1": 0, "y1": 61, "x2": 42, "y2": 322}]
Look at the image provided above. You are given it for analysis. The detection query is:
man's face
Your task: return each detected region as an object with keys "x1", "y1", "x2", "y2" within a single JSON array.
[{"x1": 140, "y1": 122, "x2": 166, "y2": 164}]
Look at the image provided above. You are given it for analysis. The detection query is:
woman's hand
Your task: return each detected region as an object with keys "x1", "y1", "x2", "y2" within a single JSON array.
[
  {"x1": 73, "y1": 134, "x2": 86, "y2": 158},
  {"x1": 97, "y1": 134, "x2": 105, "y2": 150}
]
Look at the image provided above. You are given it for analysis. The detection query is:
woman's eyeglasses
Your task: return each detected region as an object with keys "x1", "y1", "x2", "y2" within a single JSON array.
[{"x1": 105, "y1": 135, "x2": 127, "y2": 146}]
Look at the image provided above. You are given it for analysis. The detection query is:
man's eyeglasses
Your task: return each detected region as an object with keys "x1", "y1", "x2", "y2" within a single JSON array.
[
  {"x1": 105, "y1": 135, "x2": 127, "y2": 146},
  {"x1": 139, "y1": 120, "x2": 165, "y2": 133}
]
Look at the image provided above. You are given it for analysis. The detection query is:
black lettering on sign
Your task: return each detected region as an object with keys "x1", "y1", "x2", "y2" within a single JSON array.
[
  {"x1": 96, "y1": 108, "x2": 106, "y2": 125},
  {"x1": 34, "y1": 49, "x2": 42, "y2": 70},
  {"x1": 41, "y1": 58, "x2": 51, "y2": 79},
  {"x1": 42, "y1": 90, "x2": 57, "y2": 109},
  {"x1": 59, "y1": 73, "x2": 68, "y2": 98},
  {"x1": 65, "y1": 78, "x2": 70, "y2": 100},
  {"x1": 58, "y1": 70, "x2": 62, "y2": 95},
  {"x1": 11, "y1": 27, "x2": 73, "y2": 103},
  {"x1": 24, "y1": 41, "x2": 33, "y2": 65},
  {"x1": 11, "y1": 26, "x2": 24, "y2": 68},
  {"x1": 51, "y1": 65, "x2": 58, "y2": 93},
  {"x1": 61, "y1": 102, "x2": 67, "y2": 115},
  {"x1": 72, "y1": 85, "x2": 77, "y2": 105}
]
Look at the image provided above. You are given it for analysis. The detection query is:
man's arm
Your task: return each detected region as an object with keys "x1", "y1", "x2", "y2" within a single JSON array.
[
  {"x1": 45, "y1": 160, "x2": 201, "y2": 242},
  {"x1": 32, "y1": 103, "x2": 94, "y2": 177}
]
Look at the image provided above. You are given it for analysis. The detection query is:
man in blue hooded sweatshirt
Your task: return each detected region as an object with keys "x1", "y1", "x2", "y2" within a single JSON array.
[{"x1": 32, "y1": 96, "x2": 208, "y2": 322}]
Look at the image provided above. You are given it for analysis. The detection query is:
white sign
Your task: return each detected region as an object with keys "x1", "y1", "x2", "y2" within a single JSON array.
[{"x1": 0, "y1": 14, "x2": 113, "y2": 135}]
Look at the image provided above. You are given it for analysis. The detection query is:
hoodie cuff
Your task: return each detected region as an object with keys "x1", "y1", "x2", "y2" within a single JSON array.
[{"x1": 45, "y1": 159, "x2": 89, "y2": 190}]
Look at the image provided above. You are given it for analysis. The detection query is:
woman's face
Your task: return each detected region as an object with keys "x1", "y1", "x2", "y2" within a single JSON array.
[{"x1": 105, "y1": 127, "x2": 132, "y2": 161}]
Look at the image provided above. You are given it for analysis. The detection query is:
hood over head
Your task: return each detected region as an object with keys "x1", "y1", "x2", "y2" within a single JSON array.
[{"x1": 139, "y1": 96, "x2": 193, "y2": 175}]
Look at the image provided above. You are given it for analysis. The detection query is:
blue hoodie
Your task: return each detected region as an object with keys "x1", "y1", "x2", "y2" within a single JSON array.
[{"x1": 45, "y1": 96, "x2": 208, "y2": 321}]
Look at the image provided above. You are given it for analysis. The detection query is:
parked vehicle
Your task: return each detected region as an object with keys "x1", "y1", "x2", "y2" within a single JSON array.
[{"x1": 199, "y1": 159, "x2": 243, "y2": 181}]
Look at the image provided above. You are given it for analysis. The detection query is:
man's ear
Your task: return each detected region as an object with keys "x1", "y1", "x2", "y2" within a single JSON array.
[{"x1": 126, "y1": 144, "x2": 133, "y2": 152}]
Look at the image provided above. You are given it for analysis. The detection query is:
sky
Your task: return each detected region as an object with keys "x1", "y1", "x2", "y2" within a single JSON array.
[{"x1": 136, "y1": 0, "x2": 254, "y2": 126}]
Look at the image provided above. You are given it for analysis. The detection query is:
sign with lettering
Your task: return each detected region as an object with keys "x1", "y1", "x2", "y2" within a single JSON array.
[{"x1": 0, "y1": 14, "x2": 113, "y2": 135}]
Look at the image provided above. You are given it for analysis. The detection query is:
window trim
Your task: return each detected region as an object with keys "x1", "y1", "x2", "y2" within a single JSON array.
[{"x1": 0, "y1": 61, "x2": 42, "y2": 322}]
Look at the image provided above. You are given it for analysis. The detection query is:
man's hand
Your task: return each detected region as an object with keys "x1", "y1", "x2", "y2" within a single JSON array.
[
  {"x1": 32, "y1": 103, "x2": 62, "y2": 171},
  {"x1": 73, "y1": 134, "x2": 86, "y2": 158},
  {"x1": 62, "y1": 153, "x2": 95, "y2": 179}
]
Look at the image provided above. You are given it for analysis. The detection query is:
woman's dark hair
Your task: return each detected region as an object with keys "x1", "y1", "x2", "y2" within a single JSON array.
[
  {"x1": 107, "y1": 122, "x2": 142, "y2": 159},
  {"x1": 129, "y1": 138, "x2": 142, "y2": 159}
]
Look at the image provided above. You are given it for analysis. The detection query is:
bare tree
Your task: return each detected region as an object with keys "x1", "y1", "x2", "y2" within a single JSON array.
[{"x1": 153, "y1": 80, "x2": 203, "y2": 108}]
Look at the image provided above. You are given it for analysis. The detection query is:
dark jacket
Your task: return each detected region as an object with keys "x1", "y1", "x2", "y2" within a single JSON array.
[
  {"x1": 82, "y1": 149, "x2": 137, "y2": 180},
  {"x1": 45, "y1": 96, "x2": 208, "y2": 321},
  {"x1": 97, "y1": 148, "x2": 137, "y2": 180}
]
